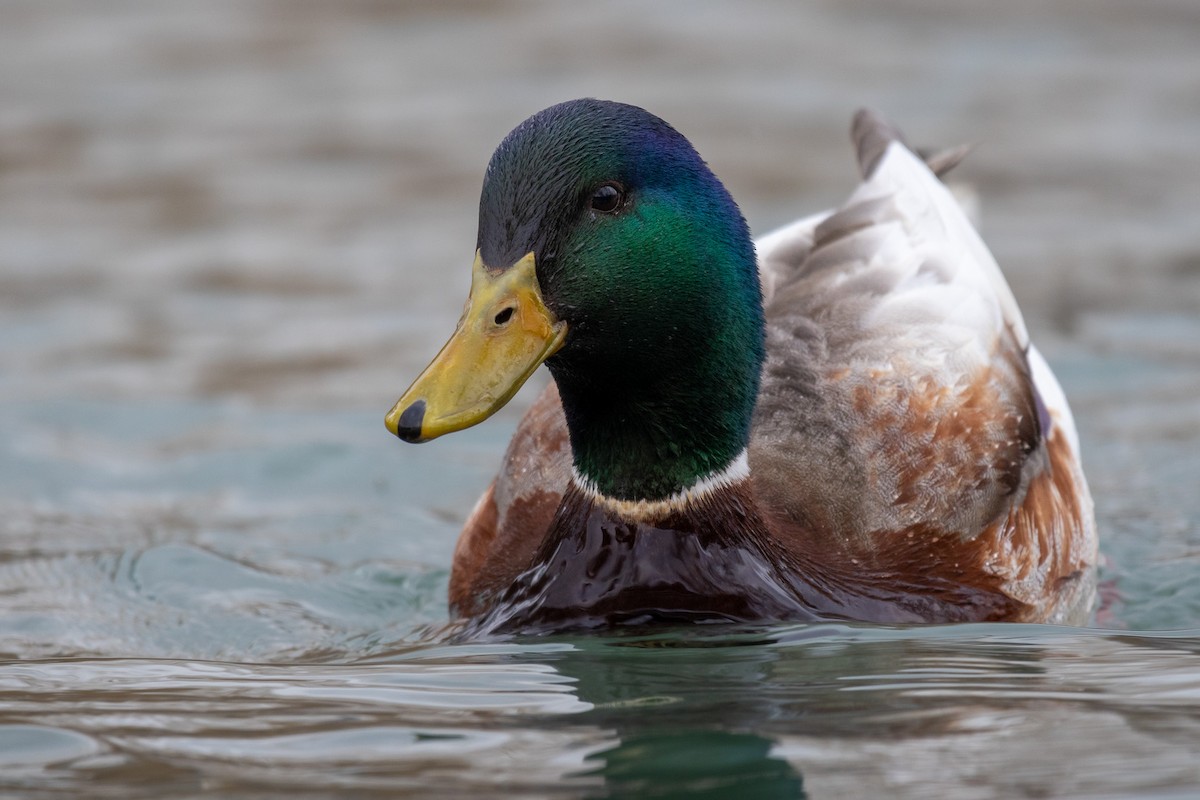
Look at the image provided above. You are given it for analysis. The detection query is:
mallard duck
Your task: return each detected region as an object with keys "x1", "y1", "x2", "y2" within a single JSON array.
[{"x1": 385, "y1": 99, "x2": 1098, "y2": 633}]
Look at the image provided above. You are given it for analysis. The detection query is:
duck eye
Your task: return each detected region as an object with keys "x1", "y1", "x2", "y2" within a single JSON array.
[{"x1": 589, "y1": 183, "x2": 624, "y2": 214}]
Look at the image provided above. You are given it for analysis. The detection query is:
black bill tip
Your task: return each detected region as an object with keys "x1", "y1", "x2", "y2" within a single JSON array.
[{"x1": 394, "y1": 400, "x2": 426, "y2": 443}]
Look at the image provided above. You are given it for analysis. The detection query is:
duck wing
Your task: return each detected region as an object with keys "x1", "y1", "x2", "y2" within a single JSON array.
[{"x1": 751, "y1": 110, "x2": 1074, "y2": 545}]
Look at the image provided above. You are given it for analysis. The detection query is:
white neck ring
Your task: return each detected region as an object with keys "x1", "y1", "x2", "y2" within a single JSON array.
[{"x1": 570, "y1": 449, "x2": 751, "y2": 521}]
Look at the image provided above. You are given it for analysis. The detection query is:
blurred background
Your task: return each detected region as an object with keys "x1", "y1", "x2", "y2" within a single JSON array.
[
  {"x1": 4, "y1": 0, "x2": 1198, "y2": 413},
  {"x1": 2, "y1": 2, "x2": 1200, "y2": 796}
]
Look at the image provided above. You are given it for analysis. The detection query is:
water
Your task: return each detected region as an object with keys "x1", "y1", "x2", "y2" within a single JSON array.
[
  {"x1": 2, "y1": 1, "x2": 1199, "y2": 797},
  {"x1": 3, "y1": 626, "x2": 1199, "y2": 798}
]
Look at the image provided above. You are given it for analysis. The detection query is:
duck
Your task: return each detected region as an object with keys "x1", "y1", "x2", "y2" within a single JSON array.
[{"x1": 385, "y1": 99, "x2": 1098, "y2": 634}]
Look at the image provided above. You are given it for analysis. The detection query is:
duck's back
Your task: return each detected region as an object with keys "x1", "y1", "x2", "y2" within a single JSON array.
[{"x1": 750, "y1": 112, "x2": 1096, "y2": 622}]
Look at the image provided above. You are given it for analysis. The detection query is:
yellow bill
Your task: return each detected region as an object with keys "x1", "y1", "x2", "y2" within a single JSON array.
[{"x1": 386, "y1": 251, "x2": 567, "y2": 442}]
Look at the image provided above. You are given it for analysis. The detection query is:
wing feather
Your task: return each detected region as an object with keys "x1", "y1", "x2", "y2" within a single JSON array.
[{"x1": 750, "y1": 127, "x2": 1056, "y2": 545}]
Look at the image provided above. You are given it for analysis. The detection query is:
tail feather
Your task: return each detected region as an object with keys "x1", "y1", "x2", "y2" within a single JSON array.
[
  {"x1": 918, "y1": 143, "x2": 974, "y2": 178},
  {"x1": 852, "y1": 109, "x2": 972, "y2": 179},
  {"x1": 851, "y1": 108, "x2": 905, "y2": 179}
]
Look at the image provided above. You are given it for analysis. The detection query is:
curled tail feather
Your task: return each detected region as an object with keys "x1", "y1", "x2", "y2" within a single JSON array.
[{"x1": 852, "y1": 108, "x2": 972, "y2": 179}]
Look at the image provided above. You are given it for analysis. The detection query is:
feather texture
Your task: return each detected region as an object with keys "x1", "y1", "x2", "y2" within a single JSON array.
[{"x1": 447, "y1": 110, "x2": 1097, "y2": 627}]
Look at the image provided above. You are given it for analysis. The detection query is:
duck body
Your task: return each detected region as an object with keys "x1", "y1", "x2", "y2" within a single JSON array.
[{"x1": 387, "y1": 100, "x2": 1098, "y2": 633}]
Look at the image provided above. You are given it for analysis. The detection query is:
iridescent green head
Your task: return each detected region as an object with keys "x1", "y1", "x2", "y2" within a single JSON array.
[{"x1": 388, "y1": 99, "x2": 764, "y2": 501}]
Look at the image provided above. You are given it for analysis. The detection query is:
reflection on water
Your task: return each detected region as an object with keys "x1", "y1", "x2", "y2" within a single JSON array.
[
  {"x1": 3, "y1": 626, "x2": 1200, "y2": 797},
  {"x1": 3, "y1": 0, "x2": 1200, "y2": 797},
  {"x1": 581, "y1": 731, "x2": 806, "y2": 799}
]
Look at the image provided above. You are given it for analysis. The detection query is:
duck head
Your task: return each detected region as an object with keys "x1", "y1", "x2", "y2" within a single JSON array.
[{"x1": 387, "y1": 99, "x2": 764, "y2": 502}]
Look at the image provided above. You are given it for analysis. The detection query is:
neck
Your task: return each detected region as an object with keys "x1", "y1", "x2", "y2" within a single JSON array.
[
  {"x1": 546, "y1": 244, "x2": 765, "y2": 502},
  {"x1": 551, "y1": 360, "x2": 758, "y2": 500}
]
